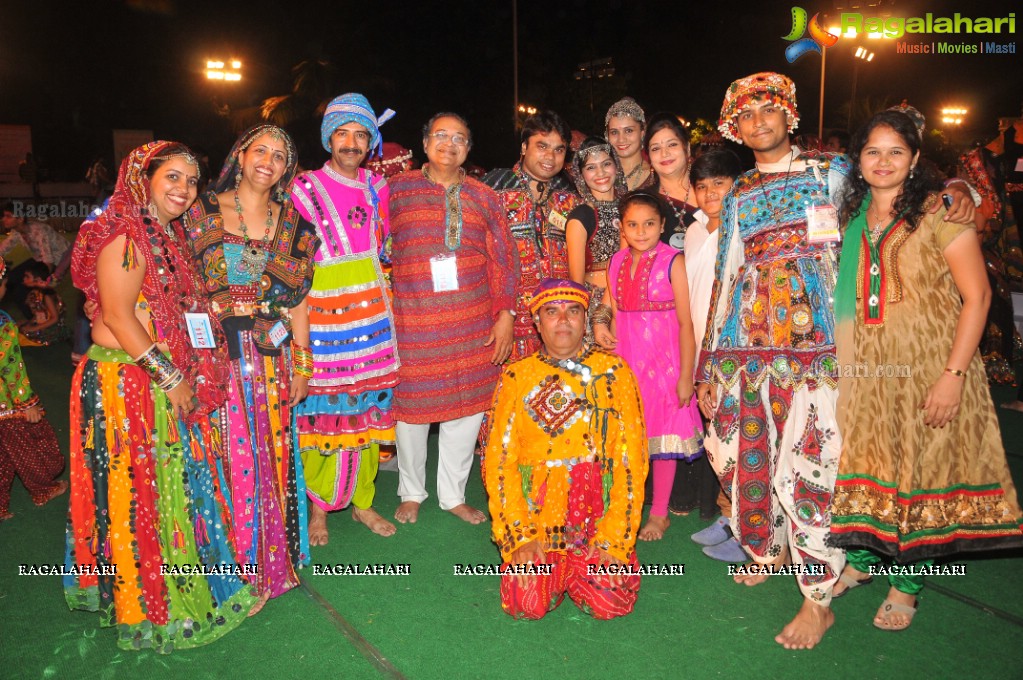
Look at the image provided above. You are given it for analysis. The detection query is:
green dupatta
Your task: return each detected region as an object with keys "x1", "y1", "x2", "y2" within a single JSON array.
[{"x1": 833, "y1": 195, "x2": 902, "y2": 416}]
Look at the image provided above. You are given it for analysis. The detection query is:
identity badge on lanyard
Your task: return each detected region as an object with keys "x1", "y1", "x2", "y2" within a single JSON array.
[
  {"x1": 430, "y1": 253, "x2": 459, "y2": 292},
  {"x1": 806, "y1": 202, "x2": 840, "y2": 244},
  {"x1": 184, "y1": 312, "x2": 216, "y2": 348}
]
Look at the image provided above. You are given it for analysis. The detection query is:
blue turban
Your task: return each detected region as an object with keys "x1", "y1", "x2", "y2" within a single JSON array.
[{"x1": 320, "y1": 92, "x2": 396, "y2": 157}]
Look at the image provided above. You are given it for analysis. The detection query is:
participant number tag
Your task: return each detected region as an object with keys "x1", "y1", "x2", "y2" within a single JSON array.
[
  {"x1": 184, "y1": 313, "x2": 216, "y2": 348},
  {"x1": 806, "y1": 204, "x2": 840, "y2": 243},
  {"x1": 268, "y1": 321, "x2": 289, "y2": 347}
]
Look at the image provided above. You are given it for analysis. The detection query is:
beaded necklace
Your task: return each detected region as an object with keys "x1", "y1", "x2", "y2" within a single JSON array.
[
  {"x1": 623, "y1": 161, "x2": 649, "y2": 189},
  {"x1": 517, "y1": 167, "x2": 554, "y2": 255},
  {"x1": 539, "y1": 344, "x2": 596, "y2": 383},
  {"x1": 234, "y1": 190, "x2": 274, "y2": 277},
  {"x1": 660, "y1": 180, "x2": 691, "y2": 229}
]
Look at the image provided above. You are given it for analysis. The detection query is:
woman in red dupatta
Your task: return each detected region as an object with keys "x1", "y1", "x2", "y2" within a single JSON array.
[{"x1": 65, "y1": 141, "x2": 257, "y2": 653}]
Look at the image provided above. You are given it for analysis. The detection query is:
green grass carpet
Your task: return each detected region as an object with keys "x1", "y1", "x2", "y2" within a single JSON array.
[{"x1": 2, "y1": 334, "x2": 1023, "y2": 679}]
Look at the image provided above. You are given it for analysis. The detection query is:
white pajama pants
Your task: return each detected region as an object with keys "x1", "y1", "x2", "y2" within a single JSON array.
[{"x1": 395, "y1": 413, "x2": 485, "y2": 510}]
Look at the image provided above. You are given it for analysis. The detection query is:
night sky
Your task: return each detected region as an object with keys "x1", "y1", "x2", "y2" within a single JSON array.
[{"x1": 1, "y1": 0, "x2": 1020, "y2": 179}]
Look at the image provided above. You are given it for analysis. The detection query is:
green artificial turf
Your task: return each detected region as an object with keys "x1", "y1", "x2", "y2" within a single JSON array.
[{"x1": 2, "y1": 323, "x2": 1023, "y2": 679}]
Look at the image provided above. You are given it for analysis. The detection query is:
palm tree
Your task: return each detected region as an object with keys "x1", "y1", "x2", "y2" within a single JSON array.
[
  {"x1": 261, "y1": 59, "x2": 338, "y2": 125},
  {"x1": 259, "y1": 59, "x2": 339, "y2": 165},
  {"x1": 835, "y1": 95, "x2": 895, "y2": 135}
]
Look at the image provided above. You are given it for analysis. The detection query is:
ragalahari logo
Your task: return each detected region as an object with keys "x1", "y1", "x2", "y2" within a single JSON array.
[{"x1": 783, "y1": 7, "x2": 839, "y2": 62}]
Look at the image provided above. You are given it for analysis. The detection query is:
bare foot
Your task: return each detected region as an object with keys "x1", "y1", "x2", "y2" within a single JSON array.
[
  {"x1": 638, "y1": 514, "x2": 671, "y2": 541},
  {"x1": 447, "y1": 503, "x2": 487, "y2": 524},
  {"x1": 832, "y1": 564, "x2": 871, "y2": 598},
  {"x1": 394, "y1": 501, "x2": 421, "y2": 524},
  {"x1": 734, "y1": 547, "x2": 789, "y2": 586},
  {"x1": 733, "y1": 563, "x2": 772, "y2": 586},
  {"x1": 308, "y1": 505, "x2": 329, "y2": 546},
  {"x1": 775, "y1": 599, "x2": 834, "y2": 649},
  {"x1": 0, "y1": 510, "x2": 13, "y2": 521},
  {"x1": 352, "y1": 506, "x2": 397, "y2": 537},
  {"x1": 247, "y1": 590, "x2": 271, "y2": 617},
  {"x1": 33, "y1": 479, "x2": 68, "y2": 506},
  {"x1": 1001, "y1": 400, "x2": 1023, "y2": 413},
  {"x1": 873, "y1": 587, "x2": 917, "y2": 631}
]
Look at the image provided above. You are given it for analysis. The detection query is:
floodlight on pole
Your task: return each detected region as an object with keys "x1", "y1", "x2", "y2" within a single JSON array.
[
  {"x1": 847, "y1": 47, "x2": 876, "y2": 129},
  {"x1": 941, "y1": 107, "x2": 968, "y2": 126},
  {"x1": 206, "y1": 58, "x2": 242, "y2": 81}
]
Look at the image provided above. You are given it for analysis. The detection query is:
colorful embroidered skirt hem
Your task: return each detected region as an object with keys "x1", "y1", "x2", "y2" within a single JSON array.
[
  {"x1": 64, "y1": 346, "x2": 257, "y2": 653},
  {"x1": 829, "y1": 473, "x2": 1023, "y2": 561}
]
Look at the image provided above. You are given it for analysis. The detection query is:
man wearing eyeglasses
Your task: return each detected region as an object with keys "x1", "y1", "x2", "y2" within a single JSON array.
[
  {"x1": 388, "y1": 113, "x2": 520, "y2": 526},
  {"x1": 483, "y1": 111, "x2": 581, "y2": 362},
  {"x1": 291, "y1": 93, "x2": 401, "y2": 546}
]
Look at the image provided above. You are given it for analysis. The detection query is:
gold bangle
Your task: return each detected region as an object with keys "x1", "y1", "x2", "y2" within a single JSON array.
[{"x1": 944, "y1": 368, "x2": 966, "y2": 378}]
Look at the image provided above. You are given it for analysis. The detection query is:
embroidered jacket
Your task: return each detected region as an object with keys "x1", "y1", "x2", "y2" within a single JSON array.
[
  {"x1": 482, "y1": 165, "x2": 581, "y2": 358},
  {"x1": 699, "y1": 148, "x2": 851, "y2": 391},
  {"x1": 484, "y1": 345, "x2": 647, "y2": 563},
  {"x1": 185, "y1": 193, "x2": 319, "y2": 357}
]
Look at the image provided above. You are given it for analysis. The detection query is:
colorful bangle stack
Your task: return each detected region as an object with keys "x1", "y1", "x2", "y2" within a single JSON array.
[
  {"x1": 591, "y1": 304, "x2": 613, "y2": 328},
  {"x1": 292, "y1": 343, "x2": 314, "y2": 379},
  {"x1": 134, "y1": 343, "x2": 184, "y2": 392}
]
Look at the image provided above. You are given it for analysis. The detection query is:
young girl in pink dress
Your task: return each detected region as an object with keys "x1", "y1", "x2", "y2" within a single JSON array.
[{"x1": 594, "y1": 191, "x2": 703, "y2": 540}]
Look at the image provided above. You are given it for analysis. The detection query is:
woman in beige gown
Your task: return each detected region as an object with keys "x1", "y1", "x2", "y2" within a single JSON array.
[{"x1": 828, "y1": 110, "x2": 1023, "y2": 631}]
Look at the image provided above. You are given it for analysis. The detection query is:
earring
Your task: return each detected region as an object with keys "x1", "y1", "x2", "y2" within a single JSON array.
[
  {"x1": 909, "y1": 166, "x2": 915, "y2": 179},
  {"x1": 234, "y1": 170, "x2": 243, "y2": 189}
]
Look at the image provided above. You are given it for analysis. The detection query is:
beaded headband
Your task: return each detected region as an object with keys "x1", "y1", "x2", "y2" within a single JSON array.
[
  {"x1": 718, "y1": 72, "x2": 800, "y2": 144},
  {"x1": 530, "y1": 279, "x2": 590, "y2": 315},
  {"x1": 241, "y1": 125, "x2": 294, "y2": 166},
  {"x1": 154, "y1": 151, "x2": 201, "y2": 178},
  {"x1": 575, "y1": 142, "x2": 613, "y2": 166},
  {"x1": 605, "y1": 97, "x2": 645, "y2": 127},
  {"x1": 212, "y1": 124, "x2": 297, "y2": 203}
]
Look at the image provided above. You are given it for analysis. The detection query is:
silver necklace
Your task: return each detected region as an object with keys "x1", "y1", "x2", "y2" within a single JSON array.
[{"x1": 234, "y1": 190, "x2": 274, "y2": 277}]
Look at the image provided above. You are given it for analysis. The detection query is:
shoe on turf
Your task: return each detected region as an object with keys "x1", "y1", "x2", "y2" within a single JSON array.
[
  {"x1": 702, "y1": 537, "x2": 749, "y2": 563},
  {"x1": 691, "y1": 516, "x2": 730, "y2": 546}
]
